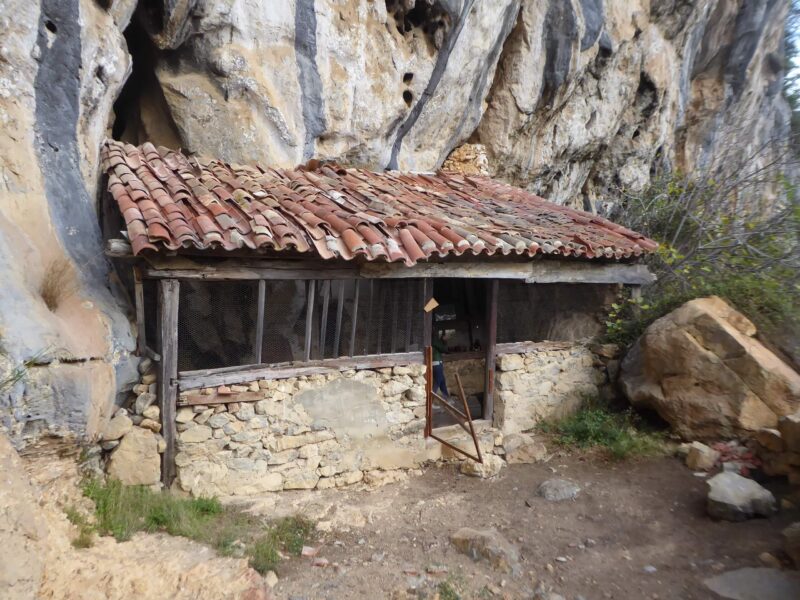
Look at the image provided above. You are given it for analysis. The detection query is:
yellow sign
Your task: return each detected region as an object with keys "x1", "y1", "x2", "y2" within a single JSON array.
[{"x1": 423, "y1": 297, "x2": 439, "y2": 313}]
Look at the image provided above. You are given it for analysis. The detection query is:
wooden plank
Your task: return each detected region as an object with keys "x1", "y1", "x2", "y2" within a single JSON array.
[
  {"x1": 364, "y1": 280, "x2": 374, "y2": 353},
  {"x1": 375, "y1": 283, "x2": 385, "y2": 353},
  {"x1": 361, "y1": 261, "x2": 532, "y2": 280},
  {"x1": 157, "y1": 278, "x2": 180, "y2": 488},
  {"x1": 361, "y1": 260, "x2": 656, "y2": 284},
  {"x1": 390, "y1": 282, "x2": 399, "y2": 353},
  {"x1": 105, "y1": 238, "x2": 134, "y2": 257},
  {"x1": 525, "y1": 262, "x2": 656, "y2": 285},
  {"x1": 133, "y1": 266, "x2": 146, "y2": 355},
  {"x1": 179, "y1": 391, "x2": 264, "y2": 406},
  {"x1": 422, "y1": 279, "x2": 433, "y2": 348},
  {"x1": 144, "y1": 266, "x2": 356, "y2": 281},
  {"x1": 483, "y1": 279, "x2": 498, "y2": 423},
  {"x1": 177, "y1": 351, "x2": 425, "y2": 390},
  {"x1": 304, "y1": 280, "x2": 315, "y2": 361},
  {"x1": 254, "y1": 279, "x2": 265, "y2": 364},
  {"x1": 319, "y1": 280, "x2": 331, "y2": 358},
  {"x1": 404, "y1": 280, "x2": 414, "y2": 351},
  {"x1": 333, "y1": 280, "x2": 345, "y2": 357},
  {"x1": 494, "y1": 341, "x2": 566, "y2": 355},
  {"x1": 349, "y1": 279, "x2": 360, "y2": 356}
]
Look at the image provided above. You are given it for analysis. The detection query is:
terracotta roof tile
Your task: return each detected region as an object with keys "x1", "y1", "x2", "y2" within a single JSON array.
[{"x1": 100, "y1": 140, "x2": 658, "y2": 264}]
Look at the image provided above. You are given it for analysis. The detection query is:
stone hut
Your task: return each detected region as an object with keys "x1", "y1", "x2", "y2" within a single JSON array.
[{"x1": 100, "y1": 139, "x2": 657, "y2": 495}]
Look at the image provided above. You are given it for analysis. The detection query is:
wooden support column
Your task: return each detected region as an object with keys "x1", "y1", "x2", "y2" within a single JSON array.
[
  {"x1": 304, "y1": 280, "x2": 316, "y2": 362},
  {"x1": 133, "y1": 266, "x2": 146, "y2": 355},
  {"x1": 483, "y1": 279, "x2": 498, "y2": 423},
  {"x1": 158, "y1": 278, "x2": 180, "y2": 488},
  {"x1": 254, "y1": 279, "x2": 265, "y2": 364},
  {"x1": 423, "y1": 278, "x2": 433, "y2": 347}
]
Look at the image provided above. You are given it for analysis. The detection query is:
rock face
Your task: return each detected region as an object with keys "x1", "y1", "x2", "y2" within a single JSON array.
[
  {"x1": 537, "y1": 478, "x2": 581, "y2": 502},
  {"x1": 0, "y1": 2, "x2": 792, "y2": 447},
  {"x1": 621, "y1": 297, "x2": 800, "y2": 440},
  {"x1": 706, "y1": 472, "x2": 777, "y2": 521}
]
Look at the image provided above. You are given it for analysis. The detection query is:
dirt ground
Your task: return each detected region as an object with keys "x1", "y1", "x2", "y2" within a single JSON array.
[{"x1": 259, "y1": 454, "x2": 798, "y2": 600}]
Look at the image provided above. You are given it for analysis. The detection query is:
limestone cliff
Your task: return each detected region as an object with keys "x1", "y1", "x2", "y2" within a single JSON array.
[{"x1": 0, "y1": 0, "x2": 791, "y2": 446}]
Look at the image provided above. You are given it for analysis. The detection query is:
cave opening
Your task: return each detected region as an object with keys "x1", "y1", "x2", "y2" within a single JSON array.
[
  {"x1": 385, "y1": 0, "x2": 452, "y2": 51},
  {"x1": 634, "y1": 73, "x2": 659, "y2": 121},
  {"x1": 111, "y1": 13, "x2": 182, "y2": 148}
]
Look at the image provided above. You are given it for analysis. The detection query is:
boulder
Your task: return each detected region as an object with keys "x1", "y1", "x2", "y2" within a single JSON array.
[
  {"x1": 460, "y1": 455, "x2": 505, "y2": 478},
  {"x1": 503, "y1": 433, "x2": 547, "y2": 464},
  {"x1": 778, "y1": 413, "x2": 800, "y2": 452},
  {"x1": 755, "y1": 428, "x2": 785, "y2": 453},
  {"x1": 101, "y1": 413, "x2": 132, "y2": 441},
  {"x1": 106, "y1": 428, "x2": 161, "y2": 486},
  {"x1": 450, "y1": 528, "x2": 520, "y2": 574},
  {"x1": 537, "y1": 478, "x2": 581, "y2": 502},
  {"x1": 686, "y1": 442, "x2": 720, "y2": 471},
  {"x1": 706, "y1": 472, "x2": 776, "y2": 521},
  {"x1": 621, "y1": 297, "x2": 800, "y2": 440}
]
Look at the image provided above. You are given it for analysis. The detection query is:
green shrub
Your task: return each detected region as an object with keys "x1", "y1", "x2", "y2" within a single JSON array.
[
  {"x1": 437, "y1": 580, "x2": 461, "y2": 600},
  {"x1": 540, "y1": 402, "x2": 666, "y2": 459},
  {"x1": 249, "y1": 535, "x2": 281, "y2": 575},
  {"x1": 271, "y1": 516, "x2": 315, "y2": 556}
]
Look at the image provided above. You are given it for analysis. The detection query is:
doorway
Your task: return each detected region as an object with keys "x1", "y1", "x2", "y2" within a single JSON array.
[{"x1": 429, "y1": 279, "x2": 490, "y2": 428}]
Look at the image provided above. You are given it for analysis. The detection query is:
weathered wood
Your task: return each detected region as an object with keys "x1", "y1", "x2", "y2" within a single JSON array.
[
  {"x1": 494, "y1": 341, "x2": 566, "y2": 355},
  {"x1": 319, "y1": 280, "x2": 331, "y2": 358},
  {"x1": 143, "y1": 257, "x2": 654, "y2": 285},
  {"x1": 179, "y1": 391, "x2": 264, "y2": 406},
  {"x1": 483, "y1": 279, "x2": 498, "y2": 423},
  {"x1": 525, "y1": 262, "x2": 656, "y2": 285},
  {"x1": 390, "y1": 282, "x2": 399, "y2": 353},
  {"x1": 362, "y1": 260, "x2": 655, "y2": 284},
  {"x1": 105, "y1": 238, "x2": 134, "y2": 257},
  {"x1": 333, "y1": 280, "x2": 344, "y2": 356},
  {"x1": 133, "y1": 266, "x2": 146, "y2": 355},
  {"x1": 364, "y1": 280, "x2": 374, "y2": 353},
  {"x1": 375, "y1": 283, "x2": 385, "y2": 353},
  {"x1": 304, "y1": 280, "x2": 315, "y2": 362},
  {"x1": 349, "y1": 280, "x2": 360, "y2": 356},
  {"x1": 177, "y1": 351, "x2": 425, "y2": 390},
  {"x1": 404, "y1": 280, "x2": 414, "y2": 351},
  {"x1": 157, "y1": 279, "x2": 180, "y2": 488},
  {"x1": 254, "y1": 279, "x2": 265, "y2": 364},
  {"x1": 423, "y1": 279, "x2": 433, "y2": 347}
]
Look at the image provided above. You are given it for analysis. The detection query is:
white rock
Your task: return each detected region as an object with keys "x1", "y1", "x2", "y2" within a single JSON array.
[
  {"x1": 460, "y1": 455, "x2": 505, "y2": 479},
  {"x1": 107, "y1": 428, "x2": 160, "y2": 485},
  {"x1": 707, "y1": 472, "x2": 777, "y2": 521},
  {"x1": 101, "y1": 414, "x2": 133, "y2": 441},
  {"x1": 686, "y1": 442, "x2": 720, "y2": 471}
]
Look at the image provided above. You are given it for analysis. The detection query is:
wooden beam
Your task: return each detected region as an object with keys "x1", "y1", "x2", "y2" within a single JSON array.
[
  {"x1": 349, "y1": 280, "x2": 360, "y2": 356},
  {"x1": 177, "y1": 351, "x2": 424, "y2": 390},
  {"x1": 105, "y1": 238, "x2": 133, "y2": 257},
  {"x1": 179, "y1": 391, "x2": 264, "y2": 406},
  {"x1": 157, "y1": 278, "x2": 180, "y2": 488},
  {"x1": 319, "y1": 280, "x2": 330, "y2": 359},
  {"x1": 143, "y1": 258, "x2": 654, "y2": 285},
  {"x1": 133, "y1": 266, "x2": 146, "y2": 355},
  {"x1": 422, "y1": 278, "x2": 433, "y2": 348},
  {"x1": 304, "y1": 280, "x2": 315, "y2": 362},
  {"x1": 333, "y1": 280, "x2": 345, "y2": 357},
  {"x1": 254, "y1": 280, "x2": 265, "y2": 364},
  {"x1": 364, "y1": 280, "x2": 374, "y2": 354},
  {"x1": 483, "y1": 279, "x2": 498, "y2": 423},
  {"x1": 525, "y1": 262, "x2": 655, "y2": 285},
  {"x1": 362, "y1": 260, "x2": 655, "y2": 284}
]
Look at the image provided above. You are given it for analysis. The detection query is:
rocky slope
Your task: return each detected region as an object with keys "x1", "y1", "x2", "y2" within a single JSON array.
[{"x1": 0, "y1": 0, "x2": 792, "y2": 446}]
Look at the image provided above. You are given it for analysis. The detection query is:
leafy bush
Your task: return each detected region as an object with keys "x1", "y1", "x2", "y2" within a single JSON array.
[
  {"x1": 540, "y1": 403, "x2": 666, "y2": 460},
  {"x1": 82, "y1": 479, "x2": 314, "y2": 574},
  {"x1": 607, "y1": 172, "x2": 800, "y2": 352},
  {"x1": 64, "y1": 505, "x2": 95, "y2": 548}
]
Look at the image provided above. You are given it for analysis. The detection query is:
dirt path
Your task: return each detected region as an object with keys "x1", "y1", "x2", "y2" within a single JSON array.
[{"x1": 260, "y1": 455, "x2": 797, "y2": 599}]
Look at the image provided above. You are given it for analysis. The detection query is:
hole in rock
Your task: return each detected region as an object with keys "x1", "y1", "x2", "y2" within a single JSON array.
[
  {"x1": 402, "y1": 90, "x2": 413, "y2": 106},
  {"x1": 45, "y1": 20, "x2": 57, "y2": 34},
  {"x1": 385, "y1": 0, "x2": 451, "y2": 51},
  {"x1": 403, "y1": 72, "x2": 414, "y2": 84}
]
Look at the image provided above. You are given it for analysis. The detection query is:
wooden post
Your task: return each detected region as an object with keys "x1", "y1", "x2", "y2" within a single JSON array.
[
  {"x1": 364, "y1": 280, "x2": 374, "y2": 353},
  {"x1": 349, "y1": 280, "x2": 360, "y2": 356},
  {"x1": 158, "y1": 278, "x2": 180, "y2": 488},
  {"x1": 423, "y1": 278, "x2": 433, "y2": 347},
  {"x1": 319, "y1": 280, "x2": 330, "y2": 358},
  {"x1": 333, "y1": 280, "x2": 345, "y2": 357},
  {"x1": 483, "y1": 279, "x2": 498, "y2": 423},
  {"x1": 133, "y1": 266, "x2": 146, "y2": 355},
  {"x1": 304, "y1": 280, "x2": 316, "y2": 362},
  {"x1": 254, "y1": 279, "x2": 265, "y2": 364}
]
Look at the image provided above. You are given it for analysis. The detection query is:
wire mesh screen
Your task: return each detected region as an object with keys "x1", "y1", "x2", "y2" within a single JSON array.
[
  {"x1": 178, "y1": 280, "x2": 259, "y2": 371},
  {"x1": 309, "y1": 279, "x2": 424, "y2": 359},
  {"x1": 497, "y1": 281, "x2": 541, "y2": 344},
  {"x1": 261, "y1": 280, "x2": 307, "y2": 364}
]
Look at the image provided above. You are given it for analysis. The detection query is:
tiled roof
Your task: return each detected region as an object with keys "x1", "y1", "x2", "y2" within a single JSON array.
[{"x1": 101, "y1": 140, "x2": 658, "y2": 264}]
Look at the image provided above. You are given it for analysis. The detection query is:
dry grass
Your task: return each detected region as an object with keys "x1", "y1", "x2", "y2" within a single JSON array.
[{"x1": 40, "y1": 257, "x2": 77, "y2": 312}]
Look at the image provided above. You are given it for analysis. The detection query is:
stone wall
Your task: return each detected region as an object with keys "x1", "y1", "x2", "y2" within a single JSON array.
[
  {"x1": 495, "y1": 342, "x2": 610, "y2": 435},
  {"x1": 168, "y1": 342, "x2": 613, "y2": 497}
]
